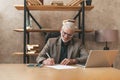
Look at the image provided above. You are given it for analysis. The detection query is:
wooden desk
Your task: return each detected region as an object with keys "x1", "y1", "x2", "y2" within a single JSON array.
[{"x1": 0, "y1": 64, "x2": 120, "y2": 80}]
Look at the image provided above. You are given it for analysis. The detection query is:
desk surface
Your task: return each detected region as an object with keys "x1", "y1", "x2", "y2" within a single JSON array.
[{"x1": 0, "y1": 64, "x2": 120, "y2": 80}]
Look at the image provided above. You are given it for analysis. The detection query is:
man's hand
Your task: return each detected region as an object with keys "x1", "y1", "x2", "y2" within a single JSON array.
[
  {"x1": 60, "y1": 58, "x2": 77, "y2": 65},
  {"x1": 42, "y1": 58, "x2": 55, "y2": 65}
]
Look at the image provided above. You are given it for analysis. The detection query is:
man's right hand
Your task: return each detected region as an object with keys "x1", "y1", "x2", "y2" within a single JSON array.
[{"x1": 42, "y1": 58, "x2": 55, "y2": 65}]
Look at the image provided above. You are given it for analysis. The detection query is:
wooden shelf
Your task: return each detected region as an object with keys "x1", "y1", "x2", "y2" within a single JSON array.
[
  {"x1": 13, "y1": 52, "x2": 38, "y2": 56},
  {"x1": 14, "y1": 5, "x2": 94, "y2": 11},
  {"x1": 13, "y1": 28, "x2": 94, "y2": 33}
]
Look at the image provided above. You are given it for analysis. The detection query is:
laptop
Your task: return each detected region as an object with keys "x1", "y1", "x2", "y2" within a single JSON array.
[{"x1": 79, "y1": 50, "x2": 119, "y2": 68}]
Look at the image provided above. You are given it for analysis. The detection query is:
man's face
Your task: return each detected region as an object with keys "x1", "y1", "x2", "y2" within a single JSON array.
[{"x1": 61, "y1": 28, "x2": 74, "y2": 43}]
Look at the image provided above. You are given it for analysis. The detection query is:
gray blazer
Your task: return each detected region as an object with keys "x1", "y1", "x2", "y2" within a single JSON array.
[{"x1": 36, "y1": 37, "x2": 88, "y2": 64}]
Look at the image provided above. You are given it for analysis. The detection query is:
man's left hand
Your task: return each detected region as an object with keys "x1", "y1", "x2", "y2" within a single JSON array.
[{"x1": 60, "y1": 58, "x2": 77, "y2": 65}]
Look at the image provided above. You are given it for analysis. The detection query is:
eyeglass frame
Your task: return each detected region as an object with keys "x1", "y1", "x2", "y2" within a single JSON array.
[{"x1": 61, "y1": 30, "x2": 74, "y2": 38}]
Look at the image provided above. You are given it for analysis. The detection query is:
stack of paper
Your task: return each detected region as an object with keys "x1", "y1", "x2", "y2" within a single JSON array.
[{"x1": 46, "y1": 65, "x2": 77, "y2": 69}]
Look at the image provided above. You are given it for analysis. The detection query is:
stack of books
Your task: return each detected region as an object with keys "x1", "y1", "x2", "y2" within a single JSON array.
[
  {"x1": 27, "y1": 44, "x2": 40, "y2": 54},
  {"x1": 66, "y1": 0, "x2": 82, "y2": 6},
  {"x1": 26, "y1": 0, "x2": 43, "y2": 6}
]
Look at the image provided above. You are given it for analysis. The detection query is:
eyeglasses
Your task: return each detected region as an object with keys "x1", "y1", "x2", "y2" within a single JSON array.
[{"x1": 62, "y1": 30, "x2": 73, "y2": 38}]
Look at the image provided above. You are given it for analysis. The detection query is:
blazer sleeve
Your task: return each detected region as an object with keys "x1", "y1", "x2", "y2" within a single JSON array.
[
  {"x1": 76, "y1": 45, "x2": 88, "y2": 64},
  {"x1": 36, "y1": 39, "x2": 51, "y2": 63}
]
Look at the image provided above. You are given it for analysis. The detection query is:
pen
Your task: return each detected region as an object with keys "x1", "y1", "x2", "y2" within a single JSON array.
[{"x1": 46, "y1": 52, "x2": 51, "y2": 58}]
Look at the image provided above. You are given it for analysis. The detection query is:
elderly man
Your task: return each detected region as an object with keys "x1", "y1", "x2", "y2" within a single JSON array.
[{"x1": 36, "y1": 19, "x2": 88, "y2": 65}]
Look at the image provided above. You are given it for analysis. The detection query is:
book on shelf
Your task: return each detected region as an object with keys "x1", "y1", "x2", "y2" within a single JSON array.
[
  {"x1": 27, "y1": 50, "x2": 36, "y2": 54},
  {"x1": 27, "y1": 0, "x2": 42, "y2": 6},
  {"x1": 27, "y1": 44, "x2": 40, "y2": 50},
  {"x1": 66, "y1": 0, "x2": 82, "y2": 6}
]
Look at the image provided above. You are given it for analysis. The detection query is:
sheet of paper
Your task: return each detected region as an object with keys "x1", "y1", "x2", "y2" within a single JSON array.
[{"x1": 46, "y1": 65, "x2": 77, "y2": 69}]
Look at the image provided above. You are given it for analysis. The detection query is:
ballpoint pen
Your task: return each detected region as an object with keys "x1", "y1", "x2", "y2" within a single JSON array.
[{"x1": 46, "y1": 52, "x2": 51, "y2": 58}]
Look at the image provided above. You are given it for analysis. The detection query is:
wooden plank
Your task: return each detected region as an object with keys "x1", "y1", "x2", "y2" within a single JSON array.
[
  {"x1": 13, "y1": 28, "x2": 94, "y2": 33},
  {"x1": 14, "y1": 5, "x2": 94, "y2": 11}
]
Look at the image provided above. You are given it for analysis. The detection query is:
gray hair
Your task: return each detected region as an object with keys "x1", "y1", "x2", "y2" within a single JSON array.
[{"x1": 62, "y1": 19, "x2": 76, "y2": 32}]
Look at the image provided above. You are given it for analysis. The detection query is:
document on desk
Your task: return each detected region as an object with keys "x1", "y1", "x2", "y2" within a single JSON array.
[{"x1": 46, "y1": 65, "x2": 77, "y2": 69}]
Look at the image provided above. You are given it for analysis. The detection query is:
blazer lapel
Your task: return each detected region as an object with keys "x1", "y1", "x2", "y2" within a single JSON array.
[
  {"x1": 55, "y1": 38, "x2": 62, "y2": 63},
  {"x1": 67, "y1": 39, "x2": 74, "y2": 59}
]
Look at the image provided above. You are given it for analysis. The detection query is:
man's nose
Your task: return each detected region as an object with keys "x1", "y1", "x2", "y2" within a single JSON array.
[{"x1": 64, "y1": 34, "x2": 69, "y2": 38}]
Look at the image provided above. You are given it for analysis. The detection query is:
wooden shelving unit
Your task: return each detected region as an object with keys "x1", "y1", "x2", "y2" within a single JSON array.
[
  {"x1": 14, "y1": 5, "x2": 94, "y2": 11},
  {"x1": 14, "y1": 1, "x2": 94, "y2": 63}
]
